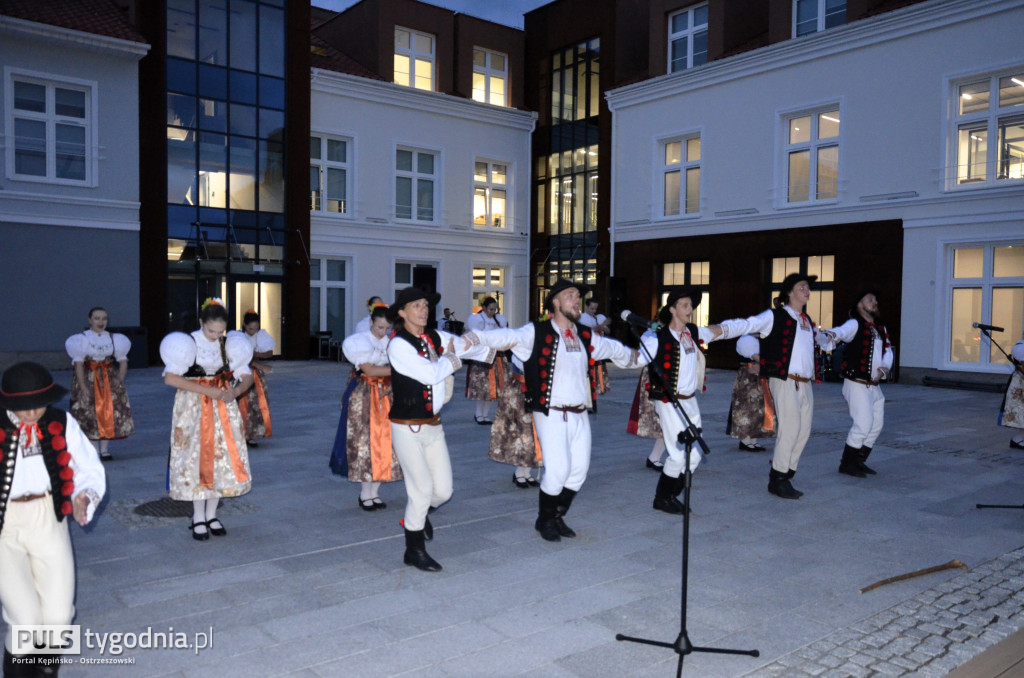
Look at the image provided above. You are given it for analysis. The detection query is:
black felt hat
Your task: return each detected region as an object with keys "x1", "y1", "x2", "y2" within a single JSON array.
[
  {"x1": 850, "y1": 289, "x2": 881, "y2": 316},
  {"x1": 387, "y1": 287, "x2": 441, "y2": 324},
  {"x1": 665, "y1": 286, "x2": 702, "y2": 310},
  {"x1": 0, "y1": 362, "x2": 68, "y2": 411},
  {"x1": 544, "y1": 278, "x2": 591, "y2": 312}
]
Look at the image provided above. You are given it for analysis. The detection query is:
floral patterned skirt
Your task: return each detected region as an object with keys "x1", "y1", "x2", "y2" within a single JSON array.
[
  {"x1": 343, "y1": 376, "x2": 402, "y2": 483},
  {"x1": 1000, "y1": 370, "x2": 1024, "y2": 430},
  {"x1": 726, "y1": 367, "x2": 776, "y2": 440},
  {"x1": 465, "y1": 357, "x2": 506, "y2": 401},
  {"x1": 70, "y1": 366, "x2": 134, "y2": 440},
  {"x1": 627, "y1": 367, "x2": 663, "y2": 439},
  {"x1": 489, "y1": 370, "x2": 542, "y2": 468},
  {"x1": 169, "y1": 385, "x2": 251, "y2": 500},
  {"x1": 238, "y1": 366, "x2": 271, "y2": 440}
]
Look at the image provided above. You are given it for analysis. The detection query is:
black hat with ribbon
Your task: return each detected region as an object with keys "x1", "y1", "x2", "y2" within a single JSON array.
[
  {"x1": 544, "y1": 278, "x2": 591, "y2": 312},
  {"x1": 387, "y1": 287, "x2": 441, "y2": 324},
  {"x1": 0, "y1": 362, "x2": 68, "y2": 411}
]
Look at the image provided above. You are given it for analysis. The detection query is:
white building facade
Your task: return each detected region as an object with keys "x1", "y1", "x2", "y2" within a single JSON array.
[
  {"x1": 0, "y1": 13, "x2": 148, "y2": 366},
  {"x1": 309, "y1": 68, "x2": 535, "y2": 338},
  {"x1": 607, "y1": 0, "x2": 1023, "y2": 380}
]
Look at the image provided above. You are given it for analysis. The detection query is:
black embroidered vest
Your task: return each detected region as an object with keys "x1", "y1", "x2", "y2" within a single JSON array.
[
  {"x1": 523, "y1": 321, "x2": 596, "y2": 414},
  {"x1": 389, "y1": 327, "x2": 445, "y2": 420},
  {"x1": 760, "y1": 308, "x2": 815, "y2": 380},
  {"x1": 840, "y1": 317, "x2": 890, "y2": 381},
  {"x1": 0, "y1": 408, "x2": 75, "y2": 533},
  {"x1": 646, "y1": 323, "x2": 700, "y2": 401}
]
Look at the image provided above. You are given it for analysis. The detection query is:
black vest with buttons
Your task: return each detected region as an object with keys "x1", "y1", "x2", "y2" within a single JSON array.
[
  {"x1": 760, "y1": 308, "x2": 815, "y2": 380},
  {"x1": 522, "y1": 321, "x2": 596, "y2": 414},
  {"x1": 840, "y1": 317, "x2": 889, "y2": 381},
  {"x1": 0, "y1": 408, "x2": 74, "y2": 534},
  {"x1": 389, "y1": 327, "x2": 444, "y2": 420},
  {"x1": 646, "y1": 323, "x2": 700, "y2": 401}
]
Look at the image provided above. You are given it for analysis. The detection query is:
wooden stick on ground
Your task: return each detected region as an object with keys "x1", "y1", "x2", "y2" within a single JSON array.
[{"x1": 859, "y1": 559, "x2": 968, "y2": 594}]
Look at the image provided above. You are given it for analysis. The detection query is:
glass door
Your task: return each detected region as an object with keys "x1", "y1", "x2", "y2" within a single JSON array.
[{"x1": 234, "y1": 280, "x2": 283, "y2": 355}]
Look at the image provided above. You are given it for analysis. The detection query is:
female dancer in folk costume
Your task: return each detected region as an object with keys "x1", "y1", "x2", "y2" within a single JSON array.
[
  {"x1": 727, "y1": 335, "x2": 775, "y2": 452},
  {"x1": 330, "y1": 304, "x2": 403, "y2": 511},
  {"x1": 489, "y1": 354, "x2": 543, "y2": 488},
  {"x1": 579, "y1": 298, "x2": 612, "y2": 396},
  {"x1": 160, "y1": 299, "x2": 253, "y2": 541},
  {"x1": 628, "y1": 366, "x2": 666, "y2": 470},
  {"x1": 231, "y1": 310, "x2": 274, "y2": 446},
  {"x1": 65, "y1": 307, "x2": 135, "y2": 460},
  {"x1": 465, "y1": 296, "x2": 508, "y2": 425},
  {"x1": 999, "y1": 340, "x2": 1024, "y2": 450}
]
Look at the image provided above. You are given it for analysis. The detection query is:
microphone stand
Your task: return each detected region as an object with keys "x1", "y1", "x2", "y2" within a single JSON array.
[
  {"x1": 615, "y1": 320, "x2": 759, "y2": 677},
  {"x1": 975, "y1": 327, "x2": 1024, "y2": 510}
]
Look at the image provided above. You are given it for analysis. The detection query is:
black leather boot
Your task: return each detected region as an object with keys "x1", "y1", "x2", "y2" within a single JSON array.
[
  {"x1": 653, "y1": 472, "x2": 685, "y2": 514},
  {"x1": 857, "y1": 446, "x2": 877, "y2": 475},
  {"x1": 403, "y1": 528, "x2": 442, "y2": 572},
  {"x1": 768, "y1": 468, "x2": 800, "y2": 499},
  {"x1": 785, "y1": 469, "x2": 804, "y2": 498},
  {"x1": 554, "y1": 488, "x2": 577, "y2": 538},
  {"x1": 839, "y1": 444, "x2": 867, "y2": 477},
  {"x1": 535, "y1": 491, "x2": 562, "y2": 542},
  {"x1": 4, "y1": 651, "x2": 33, "y2": 678},
  {"x1": 36, "y1": 655, "x2": 59, "y2": 677}
]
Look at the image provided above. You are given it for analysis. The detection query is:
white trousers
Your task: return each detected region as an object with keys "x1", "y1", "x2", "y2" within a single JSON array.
[
  {"x1": 654, "y1": 398, "x2": 702, "y2": 478},
  {"x1": 391, "y1": 423, "x2": 453, "y2": 532},
  {"x1": 0, "y1": 496, "x2": 76, "y2": 653},
  {"x1": 532, "y1": 410, "x2": 590, "y2": 496},
  {"x1": 843, "y1": 380, "x2": 885, "y2": 448},
  {"x1": 768, "y1": 377, "x2": 814, "y2": 472}
]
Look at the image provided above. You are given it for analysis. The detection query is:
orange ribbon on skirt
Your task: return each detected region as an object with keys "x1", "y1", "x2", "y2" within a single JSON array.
[
  {"x1": 759, "y1": 377, "x2": 776, "y2": 433},
  {"x1": 486, "y1": 356, "x2": 507, "y2": 400},
  {"x1": 252, "y1": 368, "x2": 272, "y2": 436},
  {"x1": 363, "y1": 375, "x2": 394, "y2": 481},
  {"x1": 85, "y1": 360, "x2": 115, "y2": 439},
  {"x1": 196, "y1": 374, "x2": 249, "y2": 489},
  {"x1": 514, "y1": 373, "x2": 543, "y2": 463}
]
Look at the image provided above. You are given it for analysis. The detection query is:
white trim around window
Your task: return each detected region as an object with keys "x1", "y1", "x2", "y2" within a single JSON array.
[
  {"x1": 656, "y1": 131, "x2": 702, "y2": 218},
  {"x1": 776, "y1": 101, "x2": 842, "y2": 207},
  {"x1": 793, "y1": 0, "x2": 847, "y2": 38},
  {"x1": 945, "y1": 64, "x2": 1024, "y2": 191},
  {"x1": 395, "y1": 145, "x2": 440, "y2": 223},
  {"x1": 310, "y1": 133, "x2": 354, "y2": 217},
  {"x1": 4, "y1": 67, "x2": 98, "y2": 186},
  {"x1": 472, "y1": 47, "x2": 508, "y2": 107},
  {"x1": 394, "y1": 26, "x2": 435, "y2": 92},
  {"x1": 667, "y1": 3, "x2": 708, "y2": 74},
  {"x1": 473, "y1": 158, "x2": 510, "y2": 229}
]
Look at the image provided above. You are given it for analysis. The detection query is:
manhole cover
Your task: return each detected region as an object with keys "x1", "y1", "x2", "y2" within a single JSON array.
[{"x1": 134, "y1": 497, "x2": 218, "y2": 517}]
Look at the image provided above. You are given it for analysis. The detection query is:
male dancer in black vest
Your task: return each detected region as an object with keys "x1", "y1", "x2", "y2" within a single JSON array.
[
  {"x1": 1, "y1": 362, "x2": 106, "y2": 676},
  {"x1": 639, "y1": 287, "x2": 725, "y2": 514},
  {"x1": 463, "y1": 278, "x2": 640, "y2": 541},
  {"x1": 820, "y1": 290, "x2": 894, "y2": 477},
  {"x1": 387, "y1": 288, "x2": 493, "y2": 571},
  {"x1": 716, "y1": 274, "x2": 831, "y2": 499}
]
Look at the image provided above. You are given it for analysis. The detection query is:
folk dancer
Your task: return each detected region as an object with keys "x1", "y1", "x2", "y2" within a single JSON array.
[
  {"x1": 464, "y1": 296, "x2": 507, "y2": 426},
  {"x1": 1001, "y1": 339, "x2": 1024, "y2": 450},
  {"x1": 231, "y1": 310, "x2": 274, "y2": 447},
  {"x1": 387, "y1": 288, "x2": 494, "y2": 572},
  {"x1": 463, "y1": 278, "x2": 640, "y2": 542},
  {"x1": 65, "y1": 307, "x2": 135, "y2": 460},
  {"x1": 579, "y1": 299, "x2": 612, "y2": 396},
  {"x1": 715, "y1": 274, "x2": 832, "y2": 499},
  {"x1": 0, "y1": 362, "x2": 105, "y2": 677},
  {"x1": 727, "y1": 336, "x2": 775, "y2": 452},
  {"x1": 819, "y1": 290, "x2": 894, "y2": 477}
]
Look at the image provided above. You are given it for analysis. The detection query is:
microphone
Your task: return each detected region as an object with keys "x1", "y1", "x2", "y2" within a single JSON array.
[
  {"x1": 973, "y1": 322, "x2": 1005, "y2": 333},
  {"x1": 620, "y1": 310, "x2": 658, "y2": 330}
]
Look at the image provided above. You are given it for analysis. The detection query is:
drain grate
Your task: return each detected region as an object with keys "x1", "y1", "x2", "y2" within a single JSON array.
[{"x1": 133, "y1": 497, "x2": 215, "y2": 517}]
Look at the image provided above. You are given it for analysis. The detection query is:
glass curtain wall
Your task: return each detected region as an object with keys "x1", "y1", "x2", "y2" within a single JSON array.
[{"x1": 165, "y1": 0, "x2": 287, "y2": 332}]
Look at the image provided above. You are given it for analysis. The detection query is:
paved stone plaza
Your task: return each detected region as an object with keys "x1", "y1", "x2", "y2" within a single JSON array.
[{"x1": 40, "y1": 361, "x2": 1024, "y2": 677}]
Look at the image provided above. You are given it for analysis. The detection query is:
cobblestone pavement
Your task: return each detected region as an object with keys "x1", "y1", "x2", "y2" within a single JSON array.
[{"x1": 28, "y1": 361, "x2": 1024, "y2": 677}]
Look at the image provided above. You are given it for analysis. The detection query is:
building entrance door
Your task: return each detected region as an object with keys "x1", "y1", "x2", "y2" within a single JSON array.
[{"x1": 233, "y1": 280, "x2": 283, "y2": 356}]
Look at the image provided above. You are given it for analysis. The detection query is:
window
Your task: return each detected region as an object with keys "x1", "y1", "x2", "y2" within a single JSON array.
[
  {"x1": 473, "y1": 160, "x2": 508, "y2": 228},
  {"x1": 668, "y1": 4, "x2": 708, "y2": 73},
  {"x1": 7, "y1": 74, "x2": 93, "y2": 184},
  {"x1": 394, "y1": 27, "x2": 434, "y2": 91},
  {"x1": 310, "y1": 257, "x2": 349, "y2": 339},
  {"x1": 948, "y1": 244, "x2": 1024, "y2": 367},
  {"x1": 395, "y1": 148, "x2": 436, "y2": 221},
  {"x1": 662, "y1": 135, "x2": 701, "y2": 216},
  {"x1": 794, "y1": 0, "x2": 846, "y2": 37},
  {"x1": 310, "y1": 135, "x2": 351, "y2": 215},
  {"x1": 472, "y1": 48, "x2": 507, "y2": 106},
  {"x1": 769, "y1": 255, "x2": 835, "y2": 329},
  {"x1": 784, "y1": 107, "x2": 840, "y2": 203},
  {"x1": 472, "y1": 266, "x2": 507, "y2": 312},
  {"x1": 950, "y1": 69, "x2": 1024, "y2": 187},
  {"x1": 660, "y1": 261, "x2": 710, "y2": 326}
]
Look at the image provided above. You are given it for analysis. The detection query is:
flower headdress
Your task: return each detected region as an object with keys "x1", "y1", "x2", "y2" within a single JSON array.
[
  {"x1": 371, "y1": 302, "x2": 389, "y2": 310},
  {"x1": 201, "y1": 297, "x2": 224, "y2": 311}
]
